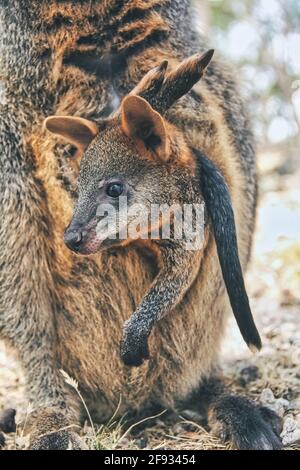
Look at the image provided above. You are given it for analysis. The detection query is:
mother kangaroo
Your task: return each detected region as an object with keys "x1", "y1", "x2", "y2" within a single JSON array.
[{"x1": 0, "y1": 0, "x2": 281, "y2": 450}]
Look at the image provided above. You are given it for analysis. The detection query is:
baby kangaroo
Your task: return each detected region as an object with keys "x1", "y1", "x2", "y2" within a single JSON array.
[{"x1": 45, "y1": 51, "x2": 261, "y2": 369}]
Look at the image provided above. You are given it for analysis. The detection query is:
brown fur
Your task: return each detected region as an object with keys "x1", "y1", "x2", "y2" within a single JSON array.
[{"x1": 0, "y1": 0, "x2": 279, "y2": 450}]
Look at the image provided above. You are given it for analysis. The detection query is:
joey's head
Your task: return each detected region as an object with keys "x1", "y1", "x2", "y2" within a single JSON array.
[{"x1": 44, "y1": 50, "x2": 214, "y2": 255}]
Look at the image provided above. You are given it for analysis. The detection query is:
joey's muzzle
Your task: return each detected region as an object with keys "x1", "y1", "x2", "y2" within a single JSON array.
[
  {"x1": 64, "y1": 223, "x2": 84, "y2": 252},
  {"x1": 64, "y1": 217, "x2": 109, "y2": 255}
]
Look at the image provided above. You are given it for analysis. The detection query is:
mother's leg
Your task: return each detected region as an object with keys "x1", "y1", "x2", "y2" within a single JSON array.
[{"x1": 0, "y1": 124, "x2": 85, "y2": 449}]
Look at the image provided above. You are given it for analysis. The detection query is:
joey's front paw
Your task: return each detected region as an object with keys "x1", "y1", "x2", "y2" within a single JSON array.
[{"x1": 121, "y1": 318, "x2": 150, "y2": 367}]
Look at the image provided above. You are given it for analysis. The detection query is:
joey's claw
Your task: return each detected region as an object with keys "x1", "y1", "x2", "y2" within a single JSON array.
[
  {"x1": 121, "y1": 339, "x2": 149, "y2": 367},
  {"x1": 121, "y1": 319, "x2": 150, "y2": 367}
]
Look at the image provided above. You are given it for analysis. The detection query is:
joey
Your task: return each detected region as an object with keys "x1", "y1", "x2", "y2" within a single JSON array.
[{"x1": 45, "y1": 51, "x2": 261, "y2": 367}]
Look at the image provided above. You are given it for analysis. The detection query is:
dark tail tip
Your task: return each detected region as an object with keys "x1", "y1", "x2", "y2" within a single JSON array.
[
  {"x1": 194, "y1": 149, "x2": 262, "y2": 353},
  {"x1": 248, "y1": 336, "x2": 262, "y2": 354}
]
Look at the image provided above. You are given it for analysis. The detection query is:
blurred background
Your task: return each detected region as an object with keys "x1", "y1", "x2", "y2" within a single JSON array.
[{"x1": 194, "y1": 0, "x2": 300, "y2": 149}]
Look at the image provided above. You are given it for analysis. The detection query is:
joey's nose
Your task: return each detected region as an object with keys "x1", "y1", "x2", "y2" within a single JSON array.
[{"x1": 64, "y1": 227, "x2": 83, "y2": 251}]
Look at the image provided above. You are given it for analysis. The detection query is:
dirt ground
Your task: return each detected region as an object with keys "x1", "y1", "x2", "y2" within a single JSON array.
[{"x1": 0, "y1": 146, "x2": 299, "y2": 450}]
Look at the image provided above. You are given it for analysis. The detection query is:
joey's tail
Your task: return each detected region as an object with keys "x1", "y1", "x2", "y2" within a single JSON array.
[{"x1": 193, "y1": 149, "x2": 262, "y2": 352}]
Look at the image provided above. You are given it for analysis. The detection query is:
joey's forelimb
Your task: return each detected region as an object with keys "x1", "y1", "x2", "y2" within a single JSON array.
[
  {"x1": 121, "y1": 242, "x2": 200, "y2": 367},
  {"x1": 122, "y1": 149, "x2": 263, "y2": 367}
]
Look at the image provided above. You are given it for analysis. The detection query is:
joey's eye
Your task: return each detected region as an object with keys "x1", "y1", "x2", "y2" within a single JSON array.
[{"x1": 106, "y1": 182, "x2": 124, "y2": 198}]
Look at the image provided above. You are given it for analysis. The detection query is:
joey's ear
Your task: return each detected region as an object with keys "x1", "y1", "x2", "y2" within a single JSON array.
[
  {"x1": 129, "y1": 49, "x2": 214, "y2": 115},
  {"x1": 44, "y1": 116, "x2": 98, "y2": 152},
  {"x1": 121, "y1": 95, "x2": 169, "y2": 161}
]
